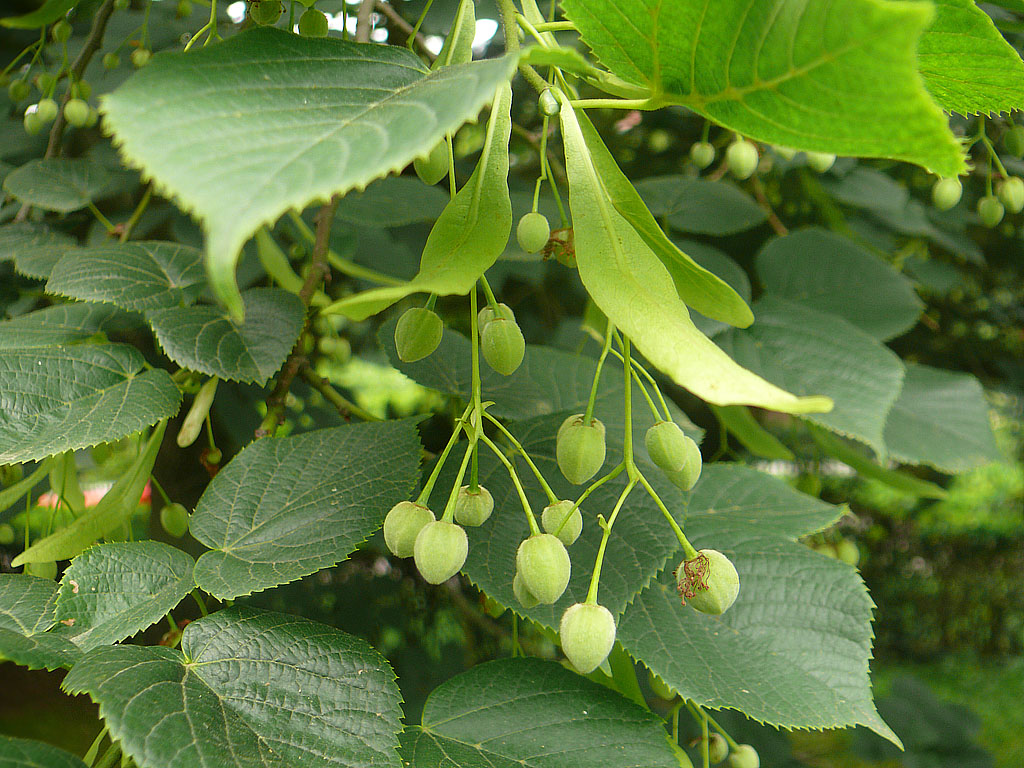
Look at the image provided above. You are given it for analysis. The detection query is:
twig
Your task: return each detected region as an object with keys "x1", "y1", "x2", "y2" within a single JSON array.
[
  {"x1": 355, "y1": 0, "x2": 375, "y2": 43},
  {"x1": 374, "y1": 1, "x2": 436, "y2": 62},
  {"x1": 511, "y1": 122, "x2": 567, "y2": 184},
  {"x1": 748, "y1": 176, "x2": 788, "y2": 236},
  {"x1": 301, "y1": 368, "x2": 381, "y2": 422}
]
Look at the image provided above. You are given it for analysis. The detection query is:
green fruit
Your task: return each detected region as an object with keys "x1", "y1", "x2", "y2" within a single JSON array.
[
  {"x1": 517, "y1": 211, "x2": 550, "y2": 253},
  {"x1": 0, "y1": 523, "x2": 15, "y2": 546},
  {"x1": 25, "y1": 561, "x2": 57, "y2": 580},
  {"x1": 647, "y1": 669, "x2": 675, "y2": 700},
  {"x1": 516, "y1": 533, "x2": 571, "y2": 604},
  {"x1": 513, "y1": 569, "x2": 538, "y2": 608},
  {"x1": 835, "y1": 538, "x2": 860, "y2": 566},
  {"x1": 477, "y1": 301, "x2": 514, "y2": 328},
  {"x1": 689, "y1": 141, "x2": 715, "y2": 169},
  {"x1": 205, "y1": 447, "x2": 222, "y2": 465},
  {"x1": 998, "y1": 177, "x2": 1024, "y2": 213},
  {"x1": 978, "y1": 195, "x2": 1004, "y2": 227},
  {"x1": 676, "y1": 549, "x2": 740, "y2": 615},
  {"x1": 383, "y1": 500, "x2": 434, "y2": 558},
  {"x1": 160, "y1": 503, "x2": 190, "y2": 538},
  {"x1": 394, "y1": 307, "x2": 443, "y2": 362},
  {"x1": 556, "y1": 414, "x2": 606, "y2": 485},
  {"x1": 413, "y1": 520, "x2": 468, "y2": 584},
  {"x1": 63, "y1": 98, "x2": 90, "y2": 128},
  {"x1": 805, "y1": 151, "x2": 836, "y2": 173},
  {"x1": 250, "y1": 0, "x2": 282, "y2": 25},
  {"x1": 774, "y1": 145, "x2": 797, "y2": 160},
  {"x1": 131, "y1": 48, "x2": 151, "y2": 68},
  {"x1": 932, "y1": 177, "x2": 962, "y2": 211},
  {"x1": 663, "y1": 449, "x2": 702, "y2": 491},
  {"x1": 727, "y1": 744, "x2": 759, "y2": 768},
  {"x1": 72, "y1": 80, "x2": 91, "y2": 101},
  {"x1": 725, "y1": 139, "x2": 758, "y2": 179},
  {"x1": 176, "y1": 0, "x2": 193, "y2": 17},
  {"x1": 298, "y1": 8, "x2": 329, "y2": 37},
  {"x1": 538, "y1": 89, "x2": 560, "y2": 117},
  {"x1": 454, "y1": 485, "x2": 493, "y2": 527},
  {"x1": 8, "y1": 79, "x2": 30, "y2": 102},
  {"x1": 1004, "y1": 125, "x2": 1024, "y2": 157},
  {"x1": 541, "y1": 499, "x2": 582, "y2": 546},
  {"x1": 480, "y1": 317, "x2": 525, "y2": 375},
  {"x1": 414, "y1": 141, "x2": 449, "y2": 185},
  {"x1": 644, "y1": 421, "x2": 695, "y2": 474},
  {"x1": 103, "y1": 52, "x2": 120, "y2": 69},
  {"x1": 35, "y1": 98, "x2": 58, "y2": 124},
  {"x1": 52, "y1": 20, "x2": 72, "y2": 43},
  {"x1": 708, "y1": 733, "x2": 729, "y2": 764},
  {"x1": 559, "y1": 602, "x2": 616, "y2": 673},
  {"x1": 34, "y1": 73, "x2": 56, "y2": 94},
  {"x1": 23, "y1": 110, "x2": 43, "y2": 135}
]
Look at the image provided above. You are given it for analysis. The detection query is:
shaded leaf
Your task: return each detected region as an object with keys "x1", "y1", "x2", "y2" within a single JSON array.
[
  {"x1": 710, "y1": 405, "x2": 794, "y2": 461},
  {"x1": 636, "y1": 176, "x2": 767, "y2": 235},
  {"x1": 0, "y1": 303, "x2": 134, "y2": 349},
  {"x1": 0, "y1": 222, "x2": 76, "y2": 280},
  {"x1": 820, "y1": 167, "x2": 909, "y2": 214},
  {"x1": 680, "y1": 240, "x2": 751, "y2": 338},
  {"x1": 0, "y1": 736, "x2": 88, "y2": 768},
  {"x1": 0, "y1": 575, "x2": 82, "y2": 671},
  {"x1": 0, "y1": 0, "x2": 76, "y2": 28},
  {"x1": 334, "y1": 176, "x2": 449, "y2": 227},
  {"x1": 2, "y1": 158, "x2": 114, "y2": 213}
]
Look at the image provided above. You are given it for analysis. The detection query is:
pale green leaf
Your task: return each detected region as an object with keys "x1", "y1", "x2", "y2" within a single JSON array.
[
  {"x1": 0, "y1": 575, "x2": 82, "y2": 671},
  {"x1": 146, "y1": 288, "x2": 304, "y2": 384},
  {"x1": 401, "y1": 658, "x2": 679, "y2": 768},
  {"x1": 0, "y1": 736, "x2": 88, "y2": 768},
  {"x1": 0, "y1": 0, "x2": 76, "y2": 28},
  {"x1": 326, "y1": 83, "x2": 512, "y2": 321},
  {"x1": 54, "y1": 542, "x2": 195, "y2": 651},
  {"x1": 334, "y1": 176, "x2": 448, "y2": 228},
  {"x1": 2, "y1": 158, "x2": 114, "y2": 213},
  {"x1": 635, "y1": 176, "x2": 767, "y2": 235},
  {"x1": 0, "y1": 303, "x2": 134, "y2": 349},
  {"x1": 756, "y1": 228, "x2": 923, "y2": 341},
  {"x1": 46, "y1": 242, "x2": 206, "y2": 312},
  {"x1": 63, "y1": 606, "x2": 404, "y2": 768},
  {"x1": 561, "y1": 0, "x2": 965, "y2": 176},
  {"x1": 560, "y1": 101, "x2": 831, "y2": 414},
  {"x1": 101, "y1": 26, "x2": 516, "y2": 319},
  {"x1": 883, "y1": 363, "x2": 1001, "y2": 472},
  {"x1": 0, "y1": 222, "x2": 76, "y2": 280},
  {"x1": 0, "y1": 346, "x2": 180, "y2": 464},
  {"x1": 191, "y1": 421, "x2": 421, "y2": 600},
  {"x1": 710, "y1": 405, "x2": 795, "y2": 461}
]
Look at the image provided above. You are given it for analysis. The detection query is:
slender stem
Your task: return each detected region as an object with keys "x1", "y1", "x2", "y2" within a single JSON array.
[
  {"x1": 192, "y1": 590, "x2": 208, "y2": 617},
  {"x1": 495, "y1": 0, "x2": 520, "y2": 54},
  {"x1": 93, "y1": 744, "x2": 121, "y2": 768},
  {"x1": 630, "y1": 367, "x2": 662, "y2": 422},
  {"x1": 83, "y1": 726, "x2": 109, "y2": 767},
  {"x1": 87, "y1": 202, "x2": 116, "y2": 234},
  {"x1": 301, "y1": 368, "x2": 382, "y2": 422},
  {"x1": 479, "y1": 274, "x2": 499, "y2": 309},
  {"x1": 702, "y1": 708, "x2": 741, "y2": 751},
  {"x1": 286, "y1": 210, "x2": 401, "y2": 285},
  {"x1": 417, "y1": 404, "x2": 475, "y2": 503},
  {"x1": 637, "y1": 472, "x2": 696, "y2": 557},
  {"x1": 480, "y1": 433, "x2": 541, "y2": 535},
  {"x1": 149, "y1": 476, "x2": 172, "y2": 506},
  {"x1": 583, "y1": 323, "x2": 615, "y2": 424},
  {"x1": 622, "y1": 336, "x2": 637, "y2": 480},
  {"x1": 701, "y1": 705, "x2": 710, "y2": 768},
  {"x1": 608, "y1": 336, "x2": 672, "y2": 421},
  {"x1": 447, "y1": 135, "x2": 456, "y2": 199},
  {"x1": 585, "y1": 476, "x2": 637, "y2": 603},
  {"x1": 468, "y1": 285, "x2": 485, "y2": 492},
  {"x1": 119, "y1": 183, "x2": 153, "y2": 242},
  {"x1": 533, "y1": 20, "x2": 575, "y2": 32},
  {"x1": 375, "y1": 1, "x2": 436, "y2": 61},
  {"x1": 670, "y1": 703, "x2": 681, "y2": 745},
  {"x1": 570, "y1": 97, "x2": 662, "y2": 111},
  {"x1": 483, "y1": 412, "x2": 558, "y2": 503},
  {"x1": 406, "y1": 0, "x2": 434, "y2": 49},
  {"x1": 572, "y1": 462, "x2": 624, "y2": 515},
  {"x1": 441, "y1": 441, "x2": 475, "y2": 522}
]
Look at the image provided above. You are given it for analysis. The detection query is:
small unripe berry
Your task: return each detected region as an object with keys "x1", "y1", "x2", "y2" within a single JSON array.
[
  {"x1": 413, "y1": 520, "x2": 468, "y2": 584},
  {"x1": 64, "y1": 98, "x2": 91, "y2": 128},
  {"x1": 538, "y1": 89, "x2": 560, "y2": 117},
  {"x1": 556, "y1": 414, "x2": 606, "y2": 485},
  {"x1": 8, "y1": 79, "x2": 30, "y2": 102},
  {"x1": 35, "y1": 98, "x2": 58, "y2": 124},
  {"x1": 394, "y1": 307, "x2": 443, "y2": 362},
  {"x1": 513, "y1": 569, "x2": 538, "y2": 609},
  {"x1": 23, "y1": 110, "x2": 44, "y2": 135},
  {"x1": 453, "y1": 485, "x2": 493, "y2": 527},
  {"x1": 644, "y1": 421, "x2": 693, "y2": 474},
  {"x1": 0, "y1": 523, "x2": 15, "y2": 546},
  {"x1": 541, "y1": 499, "x2": 582, "y2": 546},
  {"x1": 204, "y1": 447, "x2": 222, "y2": 465},
  {"x1": 997, "y1": 176, "x2": 1024, "y2": 213},
  {"x1": 725, "y1": 139, "x2": 758, "y2": 179},
  {"x1": 517, "y1": 211, "x2": 550, "y2": 253},
  {"x1": 931, "y1": 177, "x2": 962, "y2": 211},
  {"x1": 298, "y1": 8, "x2": 329, "y2": 37},
  {"x1": 516, "y1": 533, "x2": 571, "y2": 604},
  {"x1": 160, "y1": 503, "x2": 190, "y2": 538},
  {"x1": 727, "y1": 744, "x2": 759, "y2": 768},
  {"x1": 664, "y1": 449, "x2": 702, "y2": 491},
  {"x1": 103, "y1": 52, "x2": 120, "y2": 70},
  {"x1": 1004, "y1": 125, "x2": 1024, "y2": 157},
  {"x1": 414, "y1": 141, "x2": 449, "y2": 185},
  {"x1": 131, "y1": 48, "x2": 151, "y2": 68},
  {"x1": 35, "y1": 73, "x2": 56, "y2": 94},
  {"x1": 978, "y1": 195, "x2": 1004, "y2": 227},
  {"x1": 676, "y1": 549, "x2": 740, "y2": 615},
  {"x1": 559, "y1": 602, "x2": 615, "y2": 673},
  {"x1": 383, "y1": 501, "x2": 434, "y2": 558},
  {"x1": 52, "y1": 20, "x2": 73, "y2": 43},
  {"x1": 708, "y1": 733, "x2": 729, "y2": 764},
  {"x1": 480, "y1": 317, "x2": 525, "y2": 375},
  {"x1": 805, "y1": 151, "x2": 836, "y2": 173},
  {"x1": 250, "y1": 0, "x2": 282, "y2": 25},
  {"x1": 176, "y1": 0, "x2": 193, "y2": 17},
  {"x1": 689, "y1": 141, "x2": 715, "y2": 169},
  {"x1": 477, "y1": 301, "x2": 514, "y2": 328}
]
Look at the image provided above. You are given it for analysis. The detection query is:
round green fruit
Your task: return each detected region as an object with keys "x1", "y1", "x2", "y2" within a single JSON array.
[
  {"x1": 250, "y1": 0, "x2": 282, "y2": 25},
  {"x1": 559, "y1": 602, "x2": 616, "y2": 673},
  {"x1": 725, "y1": 139, "x2": 758, "y2": 179},
  {"x1": 931, "y1": 177, "x2": 962, "y2": 211},
  {"x1": 102, "y1": 52, "x2": 120, "y2": 70},
  {"x1": 663, "y1": 450, "x2": 702, "y2": 491},
  {"x1": 25, "y1": 560, "x2": 57, "y2": 580},
  {"x1": 1004, "y1": 125, "x2": 1024, "y2": 157},
  {"x1": 728, "y1": 744, "x2": 759, "y2": 768},
  {"x1": 805, "y1": 151, "x2": 836, "y2": 173},
  {"x1": 478, "y1": 301, "x2": 514, "y2": 328},
  {"x1": 480, "y1": 317, "x2": 525, "y2": 375},
  {"x1": 72, "y1": 80, "x2": 91, "y2": 101},
  {"x1": 454, "y1": 485, "x2": 493, "y2": 527},
  {"x1": 541, "y1": 499, "x2": 582, "y2": 546},
  {"x1": 689, "y1": 141, "x2": 715, "y2": 169},
  {"x1": 413, "y1": 520, "x2": 468, "y2": 584},
  {"x1": 8, "y1": 79, "x2": 30, "y2": 102},
  {"x1": 383, "y1": 500, "x2": 435, "y2": 558},
  {"x1": 35, "y1": 98, "x2": 58, "y2": 124},
  {"x1": 516, "y1": 533, "x2": 571, "y2": 604},
  {"x1": 23, "y1": 110, "x2": 44, "y2": 135},
  {"x1": 644, "y1": 421, "x2": 695, "y2": 474},
  {"x1": 414, "y1": 141, "x2": 449, "y2": 185},
  {"x1": 978, "y1": 195, "x2": 1004, "y2": 227},
  {"x1": 998, "y1": 177, "x2": 1024, "y2": 214},
  {"x1": 176, "y1": 0, "x2": 193, "y2": 17},
  {"x1": 0, "y1": 523, "x2": 15, "y2": 546},
  {"x1": 647, "y1": 669, "x2": 675, "y2": 700},
  {"x1": 63, "y1": 98, "x2": 90, "y2": 128},
  {"x1": 299, "y1": 8, "x2": 329, "y2": 37},
  {"x1": 676, "y1": 549, "x2": 739, "y2": 615},
  {"x1": 556, "y1": 414, "x2": 606, "y2": 485},
  {"x1": 513, "y1": 569, "x2": 538, "y2": 609},
  {"x1": 517, "y1": 211, "x2": 550, "y2": 253},
  {"x1": 395, "y1": 307, "x2": 443, "y2": 362},
  {"x1": 708, "y1": 733, "x2": 729, "y2": 764},
  {"x1": 160, "y1": 503, "x2": 190, "y2": 538},
  {"x1": 131, "y1": 48, "x2": 151, "y2": 68},
  {"x1": 52, "y1": 20, "x2": 72, "y2": 43},
  {"x1": 538, "y1": 89, "x2": 560, "y2": 117}
]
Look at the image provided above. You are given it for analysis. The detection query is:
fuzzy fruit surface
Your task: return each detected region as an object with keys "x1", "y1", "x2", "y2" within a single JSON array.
[
  {"x1": 556, "y1": 414, "x2": 606, "y2": 485},
  {"x1": 538, "y1": 89, "x2": 560, "y2": 117},
  {"x1": 160, "y1": 503, "x2": 190, "y2": 538},
  {"x1": 414, "y1": 520, "x2": 468, "y2": 584},
  {"x1": 454, "y1": 484, "x2": 493, "y2": 527},
  {"x1": 676, "y1": 549, "x2": 739, "y2": 615},
  {"x1": 708, "y1": 733, "x2": 729, "y2": 764},
  {"x1": 541, "y1": 500, "x2": 582, "y2": 546},
  {"x1": 478, "y1": 302, "x2": 514, "y2": 327},
  {"x1": 645, "y1": 421, "x2": 695, "y2": 474},
  {"x1": 250, "y1": 0, "x2": 282, "y2": 25},
  {"x1": 559, "y1": 602, "x2": 616, "y2": 673},
  {"x1": 383, "y1": 501, "x2": 434, "y2": 558},
  {"x1": 102, "y1": 52, "x2": 120, "y2": 70},
  {"x1": 23, "y1": 111, "x2": 44, "y2": 135},
  {"x1": 978, "y1": 195, "x2": 1004, "y2": 227},
  {"x1": 725, "y1": 139, "x2": 758, "y2": 179},
  {"x1": 998, "y1": 177, "x2": 1024, "y2": 214},
  {"x1": 931, "y1": 177, "x2": 962, "y2": 211},
  {"x1": 480, "y1": 317, "x2": 525, "y2": 375},
  {"x1": 647, "y1": 669, "x2": 675, "y2": 700},
  {"x1": 395, "y1": 307, "x2": 443, "y2": 362},
  {"x1": 805, "y1": 151, "x2": 836, "y2": 173},
  {"x1": 727, "y1": 744, "x2": 759, "y2": 768},
  {"x1": 414, "y1": 141, "x2": 448, "y2": 185},
  {"x1": 298, "y1": 8, "x2": 329, "y2": 37},
  {"x1": 663, "y1": 448, "x2": 702, "y2": 491},
  {"x1": 131, "y1": 48, "x2": 151, "y2": 68},
  {"x1": 690, "y1": 141, "x2": 715, "y2": 169},
  {"x1": 517, "y1": 212, "x2": 550, "y2": 253},
  {"x1": 35, "y1": 99, "x2": 58, "y2": 124},
  {"x1": 64, "y1": 99, "x2": 91, "y2": 128},
  {"x1": 8, "y1": 79, "x2": 30, "y2": 102},
  {"x1": 513, "y1": 569, "x2": 538, "y2": 609},
  {"x1": 516, "y1": 533, "x2": 571, "y2": 604}
]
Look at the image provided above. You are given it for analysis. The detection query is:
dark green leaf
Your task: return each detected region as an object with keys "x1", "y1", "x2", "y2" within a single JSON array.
[
  {"x1": 710, "y1": 406, "x2": 794, "y2": 461},
  {"x1": 0, "y1": 0, "x2": 77, "y2": 28},
  {"x1": 0, "y1": 575, "x2": 81, "y2": 671},
  {"x1": 635, "y1": 176, "x2": 767, "y2": 235},
  {"x1": 2, "y1": 158, "x2": 114, "y2": 213},
  {"x1": 0, "y1": 222, "x2": 76, "y2": 280},
  {"x1": 334, "y1": 176, "x2": 449, "y2": 227},
  {"x1": 0, "y1": 736, "x2": 88, "y2": 768},
  {"x1": 0, "y1": 303, "x2": 134, "y2": 349}
]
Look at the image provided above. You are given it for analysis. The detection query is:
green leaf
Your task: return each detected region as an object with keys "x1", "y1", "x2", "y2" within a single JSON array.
[
  {"x1": 635, "y1": 176, "x2": 767, "y2": 235},
  {"x1": 519, "y1": 45, "x2": 594, "y2": 77},
  {"x1": 0, "y1": 736, "x2": 88, "y2": 768},
  {"x1": 101, "y1": 26, "x2": 517, "y2": 320},
  {"x1": 576, "y1": 111, "x2": 753, "y2": 328},
  {"x1": 820, "y1": 167, "x2": 909, "y2": 214},
  {"x1": 0, "y1": 575, "x2": 81, "y2": 671},
  {"x1": 401, "y1": 658, "x2": 679, "y2": 767},
  {"x1": 882, "y1": 364, "x2": 1001, "y2": 473},
  {"x1": 561, "y1": 0, "x2": 965, "y2": 176},
  {"x1": 54, "y1": 542, "x2": 195, "y2": 651},
  {"x1": 2, "y1": 158, "x2": 114, "y2": 213},
  {"x1": 63, "y1": 606, "x2": 404, "y2": 768},
  {"x1": 710, "y1": 405, "x2": 795, "y2": 461},
  {"x1": 326, "y1": 83, "x2": 512, "y2": 321},
  {"x1": 0, "y1": 0, "x2": 76, "y2": 28},
  {"x1": 0, "y1": 303, "x2": 133, "y2": 349},
  {"x1": 0, "y1": 222, "x2": 76, "y2": 280},
  {"x1": 46, "y1": 242, "x2": 206, "y2": 312},
  {"x1": 334, "y1": 176, "x2": 449, "y2": 227},
  {"x1": 918, "y1": 0, "x2": 1024, "y2": 115},
  {"x1": 560, "y1": 101, "x2": 831, "y2": 415},
  {"x1": 756, "y1": 228, "x2": 923, "y2": 341},
  {"x1": 718, "y1": 297, "x2": 905, "y2": 455},
  {"x1": 13, "y1": 423, "x2": 166, "y2": 565},
  {"x1": 676, "y1": 240, "x2": 751, "y2": 338},
  {"x1": 191, "y1": 421, "x2": 421, "y2": 600},
  {"x1": 146, "y1": 288, "x2": 304, "y2": 384},
  {"x1": 0, "y1": 346, "x2": 180, "y2": 464},
  {"x1": 0, "y1": 460, "x2": 54, "y2": 520}
]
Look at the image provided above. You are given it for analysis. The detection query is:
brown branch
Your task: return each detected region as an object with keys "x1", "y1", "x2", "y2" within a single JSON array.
[
  {"x1": 301, "y1": 368, "x2": 381, "y2": 422},
  {"x1": 355, "y1": 0, "x2": 375, "y2": 43},
  {"x1": 748, "y1": 176, "x2": 788, "y2": 236},
  {"x1": 374, "y1": 1, "x2": 436, "y2": 63}
]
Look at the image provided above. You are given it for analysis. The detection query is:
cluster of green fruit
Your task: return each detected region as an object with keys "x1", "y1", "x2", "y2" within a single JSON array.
[
  {"x1": 248, "y1": 0, "x2": 330, "y2": 37},
  {"x1": 690, "y1": 136, "x2": 835, "y2": 179}
]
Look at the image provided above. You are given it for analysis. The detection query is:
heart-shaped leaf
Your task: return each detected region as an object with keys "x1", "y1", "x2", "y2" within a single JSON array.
[
  {"x1": 636, "y1": 176, "x2": 767, "y2": 235},
  {"x1": 0, "y1": 735, "x2": 88, "y2": 768},
  {"x1": 0, "y1": 575, "x2": 81, "y2": 671},
  {"x1": 2, "y1": 158, "x2": 114, "y2": 213},
  {"x1": 0, "y1": 222, "x2": 76, "y2": 280},
  {"x1": 0, "y1": 303, "x2": 134, "y2": 350}
]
